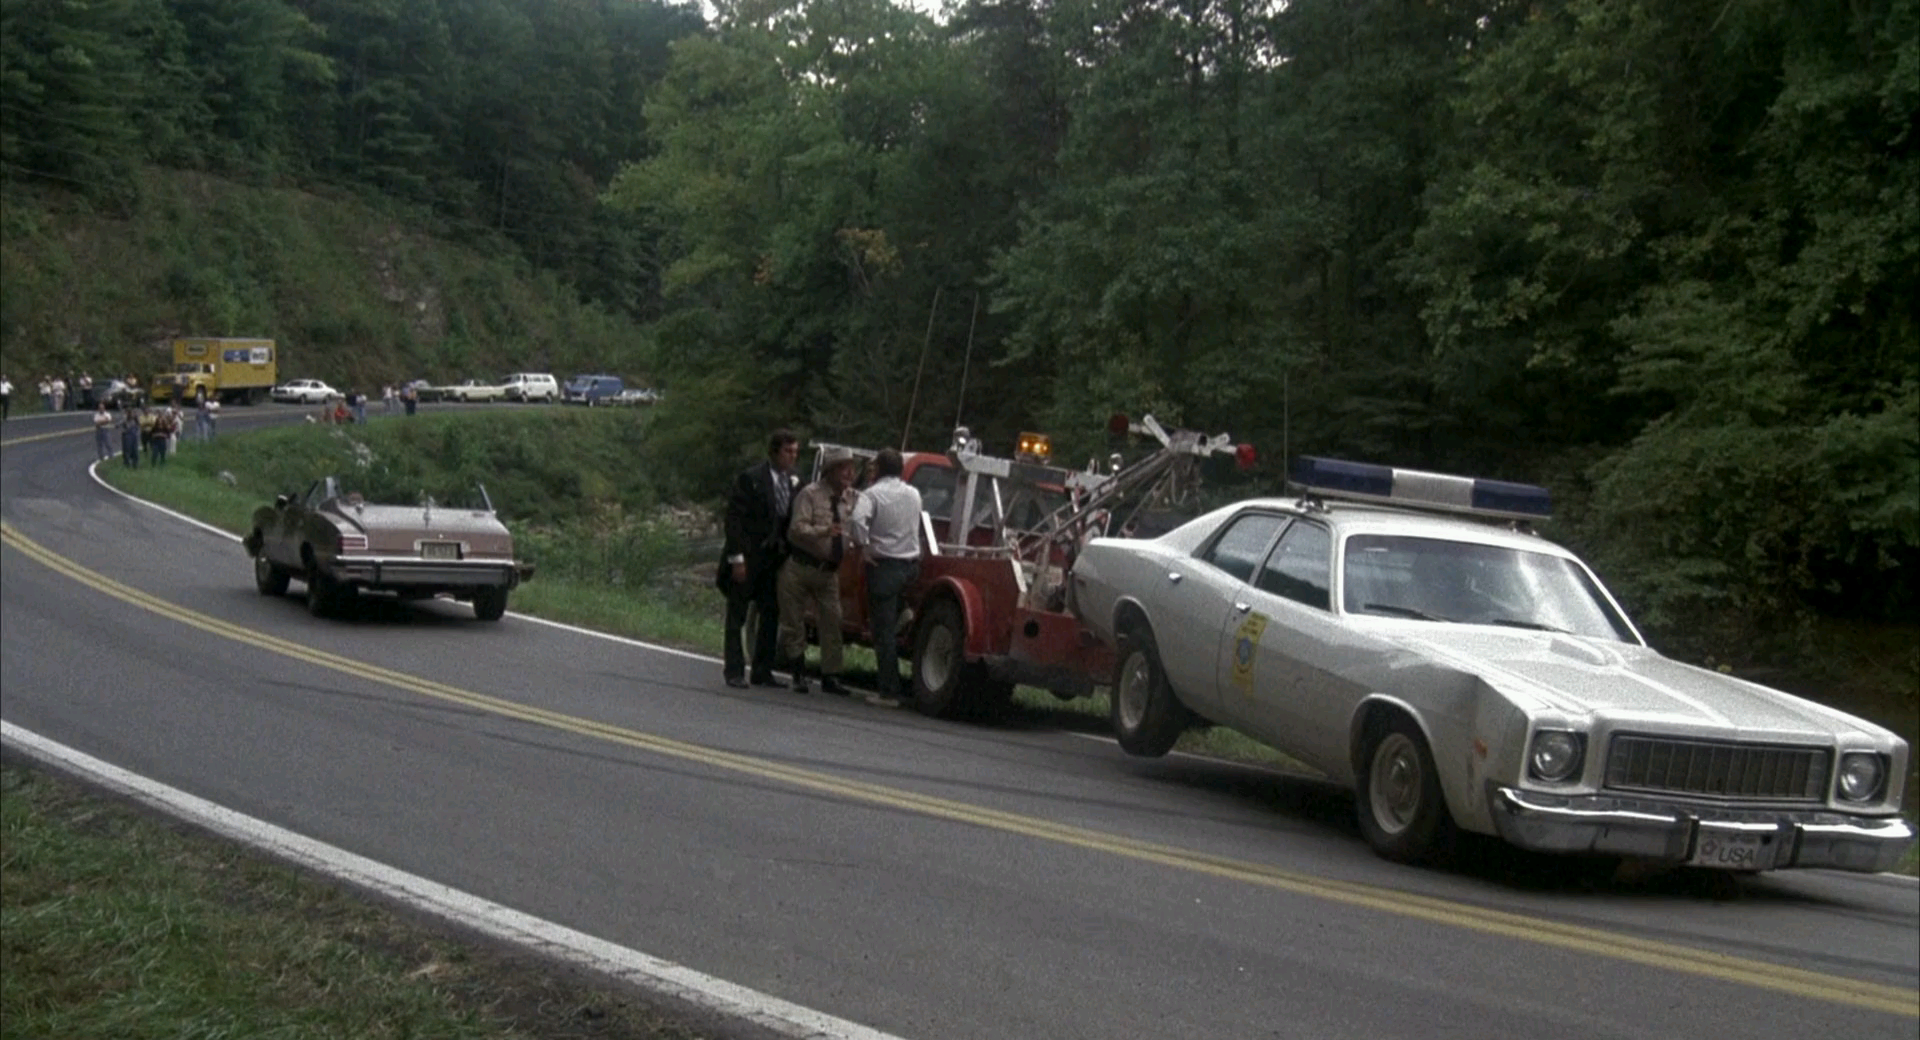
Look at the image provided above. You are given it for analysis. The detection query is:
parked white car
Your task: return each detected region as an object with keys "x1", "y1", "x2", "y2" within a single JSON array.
[
  {"x1": 271, "y1": 379, "x2": 338, "y2": 404},
  {"x1": 501, "y1": 373, "x2": 559, "y2": 403},
  {"x1": 440, "y1": 379, "x2": 505, "y2": 403},
  {"x1": 1069, "y1": 456, "x2": 1914, "y2": 873}
]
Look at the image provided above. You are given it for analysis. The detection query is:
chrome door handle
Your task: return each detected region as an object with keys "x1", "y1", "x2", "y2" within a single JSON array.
[
  {"x1": 1234, "y1": 602, "x2": 1251, "y2": 613},
  {"x1": 1166, "y1": 572, "x2": 1183, "y2": 584}
]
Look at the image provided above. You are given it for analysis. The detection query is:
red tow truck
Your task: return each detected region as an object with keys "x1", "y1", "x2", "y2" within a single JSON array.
[{"x1": 821, "y1": 417, "x2": 1243, "y2": 717}]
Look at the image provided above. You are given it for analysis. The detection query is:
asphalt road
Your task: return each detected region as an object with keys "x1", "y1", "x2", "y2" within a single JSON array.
[{"x1": 3, "y1": 406, "x2": 1916, "y2": 1040}]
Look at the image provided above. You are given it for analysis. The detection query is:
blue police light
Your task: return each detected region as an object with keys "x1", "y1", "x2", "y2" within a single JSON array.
[{"x1": 1289, "y1": 456, "x2": 1552, "y2": 521}]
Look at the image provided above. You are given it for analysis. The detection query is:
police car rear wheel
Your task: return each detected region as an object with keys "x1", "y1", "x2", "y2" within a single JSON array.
[{"x1": 1111, "y1": 623, "x2": 1188, "y2": 757}]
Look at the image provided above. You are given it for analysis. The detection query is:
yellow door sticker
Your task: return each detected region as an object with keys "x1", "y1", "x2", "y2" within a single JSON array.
[{"x1": 1229, "y1": 612, "x2": 1269, "y2": 695}]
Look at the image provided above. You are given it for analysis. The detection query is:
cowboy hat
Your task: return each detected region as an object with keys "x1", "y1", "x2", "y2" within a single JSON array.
[{"x1": 820, "y1": 445, "x2": 858, "y2": 470}]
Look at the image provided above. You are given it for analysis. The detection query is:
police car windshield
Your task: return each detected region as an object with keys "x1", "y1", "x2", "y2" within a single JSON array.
[{"x1": 1342, "y1": 534, "x2": 1637, "y2": 643}]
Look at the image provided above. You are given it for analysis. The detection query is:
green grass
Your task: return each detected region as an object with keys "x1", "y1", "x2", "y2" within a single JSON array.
[{"x1": 0, "y1": 764, "x2": 708, "y2": 1040}]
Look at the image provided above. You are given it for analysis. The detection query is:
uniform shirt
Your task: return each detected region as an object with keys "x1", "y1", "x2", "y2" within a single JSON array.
[
  {"x1": 788, "y1": 480, "x2": 856, "y2": 564},
  {"x1": 850, "y1": 476, "x2": 923, "y2": 561}
]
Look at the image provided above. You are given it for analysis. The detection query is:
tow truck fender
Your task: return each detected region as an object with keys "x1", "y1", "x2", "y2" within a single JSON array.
[{"x1": 916, "y1": 572, "x2": 997, "y2": 659}]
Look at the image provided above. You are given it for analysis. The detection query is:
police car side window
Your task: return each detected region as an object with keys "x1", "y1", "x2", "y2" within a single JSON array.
[
  {"x1": 1201, "y1": 513, "x2": 1285, "y2": 583},
  {"x1": 1256, "y1": 520, "x2": 1332, "y2": 610}
]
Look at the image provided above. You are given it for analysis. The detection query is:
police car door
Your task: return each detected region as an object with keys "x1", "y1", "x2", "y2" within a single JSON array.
[
  {"x1": 1214, "y1": 517, "x2": 1356, "y2": 777},
  {"x1": 1156, "y1": 510, "x2": 1287, "y2": 720}
]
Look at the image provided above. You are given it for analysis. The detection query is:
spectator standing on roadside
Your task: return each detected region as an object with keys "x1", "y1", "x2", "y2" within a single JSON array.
[
  {"x1": 197, "y1": 395, "x2": 219, "y2": 441},
  {"x1": 383, "y1": 384, "x2": 396, "y2": 414},
  {"x1": 848, "y1": 448, "x2": 924, "y2": 707},
  {"x1": 402, "y1": 383, "x2": 418, "y2": 416},
  {"x1": 718, "y1": 429, "x2": 800, "y2": 689},
  {"x1": 146, "y1": 406, "x2": 174, "y2": 466},
  {"x1": 0, "y1": 374, "x2": 12, "y2": 420},
  {"x1": 51, "y1": 375, "x2": 66, "y2": 412},
  {"x1": 92, "y1": 402, "x2": 114, "y2": 461},
  {"x1": 350, "y1": 388, "x2": 367, "y2": 423},
  {"x1": 121, "y1": 408, "x2": 142, "y2": 468},
  {"x1": 38, "y1": 377, "x2": 52, "y2": 413},
  {"x1": 778, "y1": 446, "x2": 860, "y2": 695},
  {"x1": 77, "y1": 373, "x2": 93, "y2": 409}
]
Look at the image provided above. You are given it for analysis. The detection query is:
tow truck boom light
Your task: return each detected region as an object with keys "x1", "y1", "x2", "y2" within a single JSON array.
[{"x1": 1289, "y1": 456, "x2": 1552, "y2": 521}]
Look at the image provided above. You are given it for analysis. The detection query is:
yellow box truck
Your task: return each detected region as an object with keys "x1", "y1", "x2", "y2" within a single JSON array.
[{"x1": 150, "y1": 337, "x2": 278, "y2": 405}]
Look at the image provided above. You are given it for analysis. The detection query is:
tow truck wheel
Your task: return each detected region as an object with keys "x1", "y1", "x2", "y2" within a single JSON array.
[
  {"x1": 254, "y1": 555, "x2": 291, "y2": 597},
  {"x1": 1112, "y1": 622, "x2": 1190, "y2": 757},
  {"x1": 472, "y1": 587, "x2": 508, "y2": 622},
  {"x1": 911, "y1": 599, "x2": 971, "y2": 718},
  {"x1": 1355, "y1": 713, "x2": 1456, "y2": 865}
]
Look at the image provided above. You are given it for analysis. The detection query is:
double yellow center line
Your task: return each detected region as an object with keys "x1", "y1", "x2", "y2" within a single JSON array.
[{"x1": 2, "y1": 521, "x2": 1913, "y2": 1015}]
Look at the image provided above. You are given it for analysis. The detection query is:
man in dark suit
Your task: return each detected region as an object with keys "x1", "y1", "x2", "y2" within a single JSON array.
[{"x1": 720, "y1": 429, "x2": 801, "y2": 687}]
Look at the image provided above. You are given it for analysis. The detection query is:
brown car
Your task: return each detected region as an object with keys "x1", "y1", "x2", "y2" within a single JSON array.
[{"x1": 242, "y1": 476, "x2": 532, "y2": 620}]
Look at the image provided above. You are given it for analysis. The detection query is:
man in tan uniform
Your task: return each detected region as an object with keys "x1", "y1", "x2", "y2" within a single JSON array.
[{"x1": 778, "y1": 446, "x2": 860, "y2": 694}]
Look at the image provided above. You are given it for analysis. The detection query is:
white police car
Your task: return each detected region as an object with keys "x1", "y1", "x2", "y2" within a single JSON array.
[{"x1": 1069, "y1": 456, "x2": 1914, "y2": 872}]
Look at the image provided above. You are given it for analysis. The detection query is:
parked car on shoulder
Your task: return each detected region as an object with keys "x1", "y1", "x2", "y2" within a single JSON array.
[
  {"x1": 561, "y1": 374, "x2": 624, "y2": 406},
  {"x1": 271, "y1": 378, "x2": 338, "y2": 404},
  {"x1": 501, "y1": 373, "x2": 559, "y2": 403},
  {"x1": 440, "y1": 378, "x2": 506, "y2": 403},
  {"x1": 242, "y1": 475, "x2": 533, "y2": 621},
  {"x1": 606, "y1": 387, "x2": 657, "y2": 406},
  {"x1": 1069, "y1": 455, "x2": 1914, "y2": 874}
]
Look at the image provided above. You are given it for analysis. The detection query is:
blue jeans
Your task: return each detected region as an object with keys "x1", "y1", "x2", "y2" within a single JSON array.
[{"x1": 865, "y1": 557, "x2": 920, "y2": 697}]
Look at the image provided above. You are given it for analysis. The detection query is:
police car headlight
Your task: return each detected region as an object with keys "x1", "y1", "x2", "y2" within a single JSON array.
[
  {"x1": 1835, "y1": 753, "x2": 1887, "y2": 802},
  {"x1": 1527, "y1": 730, "x2": 1585, "y2": 783}
]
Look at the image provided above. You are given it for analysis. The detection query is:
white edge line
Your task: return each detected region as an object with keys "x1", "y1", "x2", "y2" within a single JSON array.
[{"x1": 0, "y1": 719, "x2": 911, "y2": 1040}]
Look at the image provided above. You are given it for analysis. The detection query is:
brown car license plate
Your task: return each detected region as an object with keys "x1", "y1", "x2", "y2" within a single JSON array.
[{"x1": 421, "y1": 541, "x2": 462, "y2": 560}]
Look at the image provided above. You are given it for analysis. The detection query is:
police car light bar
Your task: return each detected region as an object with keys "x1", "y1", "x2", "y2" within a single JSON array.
[{"x1": 1288, "y1": 456, "x2": 1552, "y2": 521}]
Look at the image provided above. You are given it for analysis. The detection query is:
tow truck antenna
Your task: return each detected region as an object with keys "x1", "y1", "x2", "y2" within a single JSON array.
[
  {"x1": 954, "y1": 291, "x2": 979, "y2": 430},
  {"x1": 902, "y1": 286, "x2": 942, "y2": 449}
]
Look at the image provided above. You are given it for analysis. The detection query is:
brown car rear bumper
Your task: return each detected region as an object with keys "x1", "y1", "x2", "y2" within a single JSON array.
[{"x1": 326, "y1": 557, "x2": 526, "y2": 592}]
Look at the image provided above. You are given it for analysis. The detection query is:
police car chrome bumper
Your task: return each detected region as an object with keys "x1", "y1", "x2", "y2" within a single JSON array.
[{"x1": 1486, "y1": 783, "x2": 1915, "y2": 873}]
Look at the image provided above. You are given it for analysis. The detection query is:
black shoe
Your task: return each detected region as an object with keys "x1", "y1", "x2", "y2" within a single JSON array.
[
  {"x1": 724, "y1": 675, "x2": 749, "y2": 689},
  {"x1": 819, "y1": 677, "x2": 846, "y2": 695},
  {"x1": 791, "y1": 676, "x2": 811, "y2": 694},
  {"x1": 749, "y1": 674, "x2": 781, "y2": 688}
]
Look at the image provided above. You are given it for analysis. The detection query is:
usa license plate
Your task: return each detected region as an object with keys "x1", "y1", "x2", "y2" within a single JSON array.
[
  {"x1": 421, "y1": 541, "x2": 461, "y2": 560},
  {"x1": 1689, "y1": 832, "x2": 1770, "y2": 870}
]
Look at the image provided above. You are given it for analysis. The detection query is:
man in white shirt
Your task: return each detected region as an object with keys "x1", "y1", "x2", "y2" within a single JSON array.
[
  {"x1": 0, "y1": 374, "x2": 11, "y2": 420},
  {"x1": 849, "y1": 448, "x2": 923, "y2": 705},
  {"x1": 92, "y1": 403, "x2": 114, "y2": 460}
]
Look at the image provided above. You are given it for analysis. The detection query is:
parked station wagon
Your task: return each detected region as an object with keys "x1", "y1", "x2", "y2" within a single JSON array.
[
  {"x1": 243, "y1": 476, "x2": 533, "y2": 621},
  {"x1": 1070, "y1": 456, "x2": 1914, "y2": 873}
]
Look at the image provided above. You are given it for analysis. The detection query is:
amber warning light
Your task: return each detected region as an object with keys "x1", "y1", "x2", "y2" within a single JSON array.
[{"x1": 1016, "y1": 432, "x2": 1052, "y2": 463}]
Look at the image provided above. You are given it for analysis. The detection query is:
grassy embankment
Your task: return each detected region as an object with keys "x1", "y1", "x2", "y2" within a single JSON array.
[
  {"x1": 0, "y1": 168, "x2": 649, "y2": 397},
  {"x1": 0, "y1": 762, "x2": 708, "y2": 1040}
]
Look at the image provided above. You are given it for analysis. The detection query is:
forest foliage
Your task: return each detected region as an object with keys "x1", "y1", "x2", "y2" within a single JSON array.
[{"x1": 2, "y1": 0, "x2": 1915, "y2": 673}]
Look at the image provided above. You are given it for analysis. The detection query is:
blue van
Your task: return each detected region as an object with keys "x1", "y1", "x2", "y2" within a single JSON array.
[{"x1": 562, "y1": 374, "x2": 624, "y2": 406}]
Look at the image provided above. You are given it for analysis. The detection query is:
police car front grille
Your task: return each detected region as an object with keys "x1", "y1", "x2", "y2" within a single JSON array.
[{"x1": 1603, "y1": 735, "x2": 1829, "y2": 802}]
